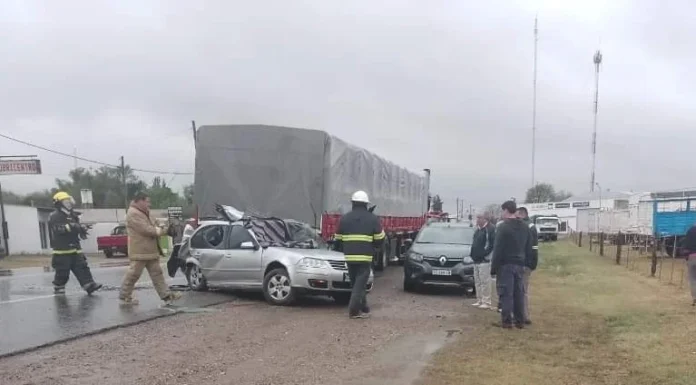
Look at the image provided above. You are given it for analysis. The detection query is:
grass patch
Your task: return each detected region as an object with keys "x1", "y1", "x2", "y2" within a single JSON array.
[
  {"x1": 420, "y1": 241, "x2": 696, "y2": 385},
  {"x1": 0, "y1": 253, "x2": 110, "y2": 269}
]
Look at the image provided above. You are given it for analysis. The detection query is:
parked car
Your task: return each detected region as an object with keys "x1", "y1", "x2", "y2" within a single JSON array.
[
  {"x1": 96, "y1": 225, "x2": 128, "y2": 258},
  {"x1": 402, "y1": 221, "x2": 476, "y2": 292},
  {"x1": 177, "y1": 205, "x2": 374, "y2": 306}
]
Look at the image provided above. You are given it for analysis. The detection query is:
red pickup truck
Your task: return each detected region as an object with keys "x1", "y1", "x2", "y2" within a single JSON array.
[{"x1": 96, "y1": 225, "x2": 128, "y2": 258}]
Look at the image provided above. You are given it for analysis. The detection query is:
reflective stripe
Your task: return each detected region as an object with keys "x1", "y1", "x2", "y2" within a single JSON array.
[
  {"x1": 53, "y1": 249, "x2": 80, "y2": 255},
  {"x1": 373, "y1": 231, "x2": 385, "y2": 240},
  {"x1": 64, "y1": 224, "x2": 71, "y2": 231},
  {"x1": 334, "y1": 234, "x2": 343, "y2": 240},
  {"x1": 532, "y1": 246, "x2": 539, "y2": 250},
  {"x1": 344, "y1": 254, "x2": 373, "y2": 262},
  {"x1": 341, "y1": 234, "x2": 374, "y2": 242}
]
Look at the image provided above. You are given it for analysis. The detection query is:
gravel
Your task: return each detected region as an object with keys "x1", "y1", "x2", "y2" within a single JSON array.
[{"x1": 0, "y1": 268, "x2": 473, "y2": 385}]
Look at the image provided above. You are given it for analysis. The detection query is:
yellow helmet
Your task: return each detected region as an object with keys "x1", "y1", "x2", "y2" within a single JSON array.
[{"x1": 52, "y1": 191, "x2": 72, "y2": 204}]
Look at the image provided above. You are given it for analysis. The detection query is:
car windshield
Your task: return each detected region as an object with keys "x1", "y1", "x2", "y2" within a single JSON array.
[
  {"x1": 415, "y1": 226, "x2": 475, "y2": 245},
  {"x1": 538, "y1": 219, "x2": 558, "y2": 226},
  {"x1": 287, "y1": 222, "x2": 328, "y2": 249}
]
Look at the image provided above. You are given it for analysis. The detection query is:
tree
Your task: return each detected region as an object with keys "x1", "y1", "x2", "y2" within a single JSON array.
[
  {"x1": 431, "y1": 195, "x2": 444, "y2": 212},
  {"x1": 183, "y1": 183, "x2": 194, "y2": 205},
  {"x1": 55, "y1": 166, "x2": 147, "y2": 208},
  {"x1": 483, "y1": 203, "x2": 502, "y2": 223},
  {"x1": 524, "y1": 183, "x2": 573, "y2": 203},
  {"x1": 148, "y1": 177, "x2": 184, "y2": 209}
]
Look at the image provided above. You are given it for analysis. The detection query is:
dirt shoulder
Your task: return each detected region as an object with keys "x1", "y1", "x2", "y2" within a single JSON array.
[{"x1": 420, "y1": 241, "x2": 696, "y2": 385}]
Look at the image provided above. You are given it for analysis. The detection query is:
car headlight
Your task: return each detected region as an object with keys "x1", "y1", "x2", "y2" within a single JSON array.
[
  {"x1": 297, "y1": 257, "x2": 330, "y2": 269},
  {"x1": 408, "y1": 252, "x2": 424, "y2": 263},
  {"x1": 463, "y1": 256, "x2": 474, "y2": 264}
]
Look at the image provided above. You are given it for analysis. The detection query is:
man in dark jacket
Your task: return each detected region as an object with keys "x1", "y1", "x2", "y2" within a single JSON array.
[
  {"x1": 470, "y1": 214, "x2": 495, "y2": 309},
  {"x1": 517, "y1": 206, "x2": 538, "y2": 324},
  {"x1": 333, "y1": 190, "x2": 384, "y2": 319},
  {"x1": 491, "y1": 200, "x2": 533, "y2": 329},
  {"x1": 49, "y1": 191, "x2": 103, "y2": 295}
]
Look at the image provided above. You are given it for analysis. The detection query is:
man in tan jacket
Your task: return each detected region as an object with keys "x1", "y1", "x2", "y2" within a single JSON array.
[{"x1": 119, "y1": 192, "x2": 182, "y2": 306}]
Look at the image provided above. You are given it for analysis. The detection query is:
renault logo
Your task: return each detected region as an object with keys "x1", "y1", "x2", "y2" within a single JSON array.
[{"x1": 439, "y1": 255, "x2": 447, "y2": 266}]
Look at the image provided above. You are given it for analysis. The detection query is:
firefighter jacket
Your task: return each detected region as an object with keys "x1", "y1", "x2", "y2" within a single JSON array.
[
  {"x1": 48, "y1": 209, "x2": 84, "y2": 254},
  {"x1": 332, "y1": 206, "x2": 385, "y2": 263}
]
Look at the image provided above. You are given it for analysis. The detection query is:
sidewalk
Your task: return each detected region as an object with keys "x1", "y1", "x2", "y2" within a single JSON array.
[{"x1": 420, "y1": 241, "x2": 696, "y2": 385}]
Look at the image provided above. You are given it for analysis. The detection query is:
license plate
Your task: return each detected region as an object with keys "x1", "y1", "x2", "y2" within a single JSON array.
[{"x1": 432, "y1": 269, "x2": 451, "y2": 276}]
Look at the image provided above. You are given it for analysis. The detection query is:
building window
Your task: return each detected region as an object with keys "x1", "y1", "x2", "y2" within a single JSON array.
[{"x1": 39, "y1": 222, "x2": 48, "y2": 249}]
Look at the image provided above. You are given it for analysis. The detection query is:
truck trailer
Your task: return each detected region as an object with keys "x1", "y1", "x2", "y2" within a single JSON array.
[{"x1": 193, "y1": 124, "x2": 430, "y2": 271}]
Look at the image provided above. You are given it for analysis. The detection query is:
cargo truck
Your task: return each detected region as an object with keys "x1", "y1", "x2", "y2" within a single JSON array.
[{"x1": 193, "y1": 124, "x2": 431, "y2": 271}]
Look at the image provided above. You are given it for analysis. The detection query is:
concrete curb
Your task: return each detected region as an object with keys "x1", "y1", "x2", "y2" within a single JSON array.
[{"x1": 0, "y1": 298, "x2": 256, "y2": 359}]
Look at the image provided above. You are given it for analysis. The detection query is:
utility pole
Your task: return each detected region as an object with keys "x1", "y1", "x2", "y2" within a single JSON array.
[
  {"x1": 120, "y1": 156, "x2": 127, "y2": 210},
  {"x1": 531, "y1": 15, "x2": 538, "y2": 189},
  {"x1": 191, "y1": 120, "x2": 197, "y2": 143},
  {"x1": 590, "y1": 49, "x2": 603, "y2": 192},
  {"x1": 0, "y1": 180, "x2": 7, "y2": 257},
  {"x1": 456, "y1": 198, "x2": 460, "y2": 219}
]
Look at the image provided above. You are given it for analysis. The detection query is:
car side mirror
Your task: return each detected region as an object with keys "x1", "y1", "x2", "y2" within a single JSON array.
[{"x1": 240, "y1": 241, "x2": 259, "y2": 250}]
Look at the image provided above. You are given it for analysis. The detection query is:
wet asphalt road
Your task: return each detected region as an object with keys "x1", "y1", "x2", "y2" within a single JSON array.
[
  {"x1": 0, "y1": 266, "x2": 476, "y2": 385},
  {"x1": 0, "y1": 265, "x2": 232, "y2": 357}
]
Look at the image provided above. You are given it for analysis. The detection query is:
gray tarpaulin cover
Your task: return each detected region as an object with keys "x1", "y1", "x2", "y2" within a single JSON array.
[{"x1": 194, "y1": 125, "x2": 427, "y2": 226}]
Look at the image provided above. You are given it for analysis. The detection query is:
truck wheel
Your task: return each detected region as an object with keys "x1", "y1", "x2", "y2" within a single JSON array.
[
  {"x1": 185, "y1": 264, "x2": 208, "y2": 291},
  {"x1": 104, "y1": 250, "x2": 113, "y2": 259},
  {"x1": 263, "y1": 268, "x2": 296, "y2": 306}
]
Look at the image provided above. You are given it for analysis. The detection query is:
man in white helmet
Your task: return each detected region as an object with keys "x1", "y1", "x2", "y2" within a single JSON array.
[{"x1": 333, "y1": 190, "x2": 384, "y2": 319}]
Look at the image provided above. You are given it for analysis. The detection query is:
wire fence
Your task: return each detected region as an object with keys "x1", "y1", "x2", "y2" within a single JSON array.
[{"x1": 569, "y1": 231, "x2": 689, "y2": 289}]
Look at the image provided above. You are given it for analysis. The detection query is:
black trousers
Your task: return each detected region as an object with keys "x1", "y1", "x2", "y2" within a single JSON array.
[
  {"x1": 347, "y1": 262, "x2": 371, "y2": 316},
  {"x1": 496, "y1": 264, "x2": 526, "y2": 325},
  {"x1": 52, "y1": 253, "x2": 95, "y2": 288}
]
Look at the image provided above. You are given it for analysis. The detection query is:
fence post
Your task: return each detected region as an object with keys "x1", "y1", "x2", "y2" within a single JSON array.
[
  {"x1": 578, "y1": 232, "x2": 583, "y2": 247},
  {"x1": 650, "y1": 236, "x2": 657, "y2": 277},
  {"x1": 589, "y1": 233, "x2": 593, "y2": 252},
  {"x1": 599, "y1": 232, "x2": 605, "y2": 256},
  {"x1": 616, "y1": 231, "x2": 622, "y2": 265}
]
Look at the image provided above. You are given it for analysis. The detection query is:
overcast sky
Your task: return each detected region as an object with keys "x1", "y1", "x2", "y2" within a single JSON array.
[{"x1": 1, "y1": 0, "x2": 694, "y2": 212}]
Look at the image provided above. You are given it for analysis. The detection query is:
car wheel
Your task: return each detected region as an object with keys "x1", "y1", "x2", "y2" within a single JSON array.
[
  {"x1": 332, "y1": 292, "x2": 351, "y2": 305},
  {"x1": 185, "y1": 264, "x2": 208, "y2": 291},
  {"x1": 263, "y1": 268, "x2": 296, "y2": 306},
  {"x1": 403, "y1": 277, "x2": 417, "y2": 292},
  {"x1": 104, "y1": 250, "x2": 113, "y2": 259}
]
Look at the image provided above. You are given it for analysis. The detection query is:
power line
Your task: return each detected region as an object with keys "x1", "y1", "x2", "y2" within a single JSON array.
[{"x1": 0, "y1": 132, "x2": 193, "y2": 175}]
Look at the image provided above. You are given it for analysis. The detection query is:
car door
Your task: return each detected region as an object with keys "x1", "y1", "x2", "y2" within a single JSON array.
[
  {"x1": 188, "y1": 224, "x2": 230, "y2": 284},
  {"x1": 215, "y1": 225, "x2": 264, "y2": 287}
]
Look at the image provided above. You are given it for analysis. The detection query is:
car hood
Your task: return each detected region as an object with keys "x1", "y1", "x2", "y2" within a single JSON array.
[
  {"x1": 410, "y1": 243, "x2": 471, "y2": 258},
  {"x1": 271, "y1": 248, "x2": 346, "y2": 261}
]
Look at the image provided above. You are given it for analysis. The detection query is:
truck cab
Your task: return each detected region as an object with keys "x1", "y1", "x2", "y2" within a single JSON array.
[{"x1": 533, "y1": 215, "x2": 560, "y2": 241}]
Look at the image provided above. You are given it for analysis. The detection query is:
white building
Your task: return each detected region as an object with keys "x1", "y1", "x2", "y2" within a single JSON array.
[
  {"x1": 521, "y1": 191, "x2": 637, "y2": 234},
  {"x1": 0, "y1": 204, "x2": 167, "y2": 255}
]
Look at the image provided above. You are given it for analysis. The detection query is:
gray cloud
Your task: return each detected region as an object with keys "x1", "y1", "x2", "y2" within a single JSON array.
[{"x1": 1, "y1": 0, "x2": 695, "y2": 213}]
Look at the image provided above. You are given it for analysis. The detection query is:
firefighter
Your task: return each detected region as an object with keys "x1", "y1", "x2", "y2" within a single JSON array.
[
  {"x1": 49, "y1": 191, "x2": 103, "y2": 295},
  {"x1": 333, "y1": 190, "x2": 384, "y2": 319}
]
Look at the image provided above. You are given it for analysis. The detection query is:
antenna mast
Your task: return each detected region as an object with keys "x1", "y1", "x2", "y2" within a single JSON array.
[
  {"x1": 531, "y1": 16, "x2": 538, "y2": 188},
  {"x1": 590, "y1": 50, "x2": 602, "y2": 192}
]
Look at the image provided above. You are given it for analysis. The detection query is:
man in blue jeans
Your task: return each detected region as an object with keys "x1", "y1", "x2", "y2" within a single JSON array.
[{"x1": 490, "y1": 200, "x2": 533, "y2": 329}]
